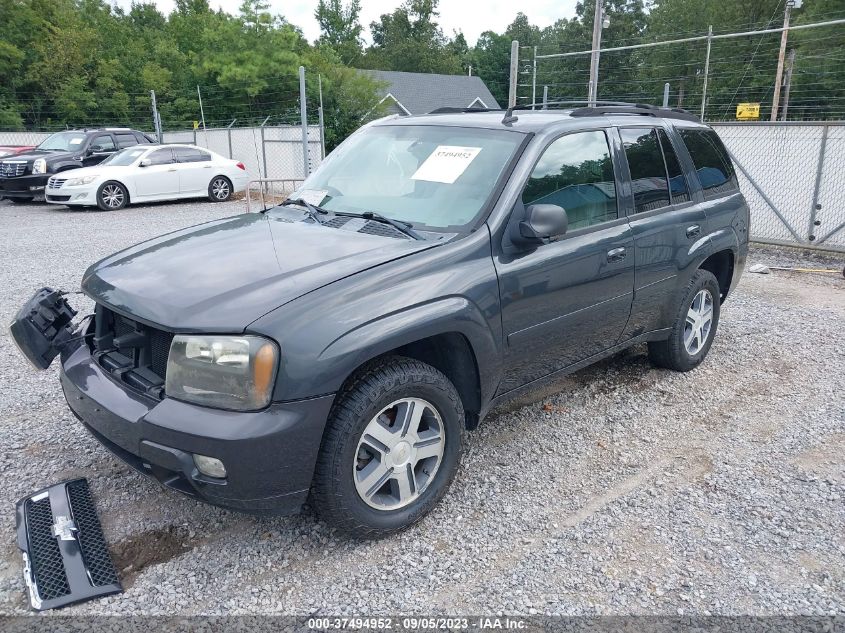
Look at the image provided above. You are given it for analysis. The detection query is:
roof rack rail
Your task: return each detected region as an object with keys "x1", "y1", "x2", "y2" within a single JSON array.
[
  {"x1": 516, "y1": 100, "x2": 637, "y2": 110},
  {"x1": 569, "y1": 104, "x2": 700, "y2": 122},
  {"x1": 514, "y1": 100, "x2": 700, "y2": 122},
  {"x1": 428, "y1": 106, "x2": 501, "y2": 114}
]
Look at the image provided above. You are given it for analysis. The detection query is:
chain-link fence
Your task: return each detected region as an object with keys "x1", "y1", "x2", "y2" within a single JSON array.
[
  {"x1": 713, "y1": 122, "x2": 845, "y2": 252},
  {"x1": 162, "y1": 124, "x2": 322, "y2": 182},
  {"x1": 0, "y1": 123, "x2": 323, "y2": 187}
]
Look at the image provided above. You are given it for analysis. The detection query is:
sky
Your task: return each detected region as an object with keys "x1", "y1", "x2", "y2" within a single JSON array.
[{"x1": 109, "y1": 0, "x2": 580, "y2": 45}]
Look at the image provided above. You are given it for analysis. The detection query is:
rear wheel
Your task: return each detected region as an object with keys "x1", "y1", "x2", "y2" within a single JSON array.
[
  {"x1": 311, "y1": 356, "x2": 464, "y2": 538},
  {"x1": 648, "y1": 269, "x2": 721, "y2": 372},
  {"x1": 208, "y1": 176, "x2": 232, "y2": 202},
  {"x1": 96, "y1": 181, "x2": 128, "y2": 211}
]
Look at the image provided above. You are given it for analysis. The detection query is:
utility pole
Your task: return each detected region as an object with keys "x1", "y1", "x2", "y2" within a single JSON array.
[
  {"x1": 663, "y1": 83, "x2": 670, "y2": 107},
  {"x1": 299, "y1": 65, "x2": 310, "y2": 177},
  {"x1": 468, "y1": 65, "x2": 472, "y2": 76},
  {"x1": 531, "y1": 46, "x2": 537, "y2": 110},
  {"x1": 196, "y1": 85, "x2": 208, "y2": 146},
  {"x1": 318, "y1": 74, "x2": 325, "y2": 160},
  {"x1": 781, "y1": 48, "x2": 796, "y2": 121},
  {"x1": 771, "y1": 0, "x2": 797, "y2": 121},
  {"x1": 587, "y1": 0, "x2": 604, "y2": 105},
  {"x1": 508, "y1": 40, "x2": 519, "y2": 109},
  {"x1": 149, "y1": 90, "x2": 162, "y2": 143},
  {"x1": 700, "y1": 25, "x2": 713, "y2": 121}
]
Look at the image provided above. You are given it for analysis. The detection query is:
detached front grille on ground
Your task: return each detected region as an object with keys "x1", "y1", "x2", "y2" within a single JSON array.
[{"x1": 16, "y1": 478, "x2": 122, "y2": 610}]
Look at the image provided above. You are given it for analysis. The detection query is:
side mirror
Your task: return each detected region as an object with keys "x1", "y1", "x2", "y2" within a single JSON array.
[
  {"x1": 139, "y1": 158, "x2": 151, "y2": 167},
  {"x1": 513, "y1": 203, "x2": 568, "y2": 246},
  {"x1": 89, "y1": 145, "x2": 103, "y2": 154}
]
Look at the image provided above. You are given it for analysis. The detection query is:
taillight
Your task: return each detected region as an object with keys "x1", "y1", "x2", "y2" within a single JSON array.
[{"x1": 236, "y1": 162, "x2": 246, "y2": 170}]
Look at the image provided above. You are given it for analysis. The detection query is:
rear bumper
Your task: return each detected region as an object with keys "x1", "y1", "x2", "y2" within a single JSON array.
[
  {"x1": 0, "y1": 175, "x2": 47, "y2": 196},
  {"x1": 60, "y1": 343, "x2": 334, "y2": 515}
]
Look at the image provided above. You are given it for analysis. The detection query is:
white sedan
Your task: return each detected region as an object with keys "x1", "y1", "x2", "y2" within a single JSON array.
[{"x1": 45, "y1": 144, "x2": 250, "y2": 210}]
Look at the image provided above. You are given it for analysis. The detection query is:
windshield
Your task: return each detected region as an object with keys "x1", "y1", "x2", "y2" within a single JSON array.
[
  {"x1": 287, "y1": 124, "x2": 525, "y2": 230},
  {"x1": 101, "y1": 147, "x2": 148, "y2": 166},
  {"x1": 37, "y1": 132, "x2": 88, "y2": 152}
]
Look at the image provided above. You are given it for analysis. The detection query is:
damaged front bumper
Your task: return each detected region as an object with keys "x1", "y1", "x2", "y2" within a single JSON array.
[
  {"x1": 12, "y1": 287, "x2": 335, "y2": 516},
  {"x1": 60, "y1": 342, "x2": 334, "y2": 515}
]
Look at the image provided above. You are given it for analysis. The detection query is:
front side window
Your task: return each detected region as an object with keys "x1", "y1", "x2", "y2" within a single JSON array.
[
  {"x1": 147, "y1": 148, "x2": 174, "y2": 165},
  {"x1": 290, "y1": 124, "x2": 525, "y2": 231},
  {"x1": 620, "y1": 128, "x2": 670, "y2": 214},
  {"x1": 679, "y1": 128, "x2": 738, "y2": 197},
  {"x1": 658, "y1": 129, "x2": 690, "y2": 204},
  {"x1": 90, "y1": 135, "x2": 116, "y2": 152},
  {"x1": 523, "y1": 130, "x2": 618, "y2": 230}
]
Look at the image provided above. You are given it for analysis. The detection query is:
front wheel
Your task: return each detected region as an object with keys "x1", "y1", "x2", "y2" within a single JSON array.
[
  {"x1": 208, "y1": 176, "x2": 232, "y2": 202},
  {"x1": 648, "y1": 269, "x2": 721, "y2": 372},
  {"x1": 311, "y1": 356, "x2": 465, "y2": 538},
  {"x1": 96, "y1": 181, "x2": 128, "y2": 211}
]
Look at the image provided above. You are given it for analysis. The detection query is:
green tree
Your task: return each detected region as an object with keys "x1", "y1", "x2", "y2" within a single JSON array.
[
  {"x1": 315, "y1": 0, "x2": 364, "y2": 65},
  {"x1": 362, "y1": 0, "x2": 462, "y2": 74}
]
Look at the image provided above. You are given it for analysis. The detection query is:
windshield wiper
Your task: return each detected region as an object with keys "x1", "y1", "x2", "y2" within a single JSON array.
[
  {"x1": 336, "y1": 210, "x2": 425, "y2": 241},
  {"x1": 278, "y1": 198, "x2": 329, "y2": 224}
]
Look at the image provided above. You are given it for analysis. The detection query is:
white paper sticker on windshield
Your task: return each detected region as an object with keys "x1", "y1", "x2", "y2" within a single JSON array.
[
  {"x1": 411, "y1": 146, "x2": 481, "y2": 184},
  {"x1": 70, "y1": 137, "x2": 84, "y2": 144},
  {"x1": 295, "y1": 189, "x2": 329, "y2": 205}
]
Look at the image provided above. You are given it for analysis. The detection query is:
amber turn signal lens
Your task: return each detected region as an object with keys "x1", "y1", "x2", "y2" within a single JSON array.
[{"x1": 253, "y1": 342, "x2": 276, "y2": 398}]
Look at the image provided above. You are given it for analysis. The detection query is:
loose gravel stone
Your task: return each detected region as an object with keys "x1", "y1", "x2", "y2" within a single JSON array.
[{"x1": 0, "y1": 199, "x2": 843, "y2": 616}]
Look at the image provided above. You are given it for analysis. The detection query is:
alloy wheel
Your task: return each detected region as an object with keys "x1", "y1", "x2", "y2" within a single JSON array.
[
  {"x1": 211, "y1": 178, "x2": 230, "y2": 200},
  {"x1": 684, "y1": 289, "x2": 714, "y2": 355},
  {"x1": 353, "y1": 397, "x2": 445, "y2": 511},
  {"x1": 101, "y1": 184, "x2": 124, "y2": 209}
]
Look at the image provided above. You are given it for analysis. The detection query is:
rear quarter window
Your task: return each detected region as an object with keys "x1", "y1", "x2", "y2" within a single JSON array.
[{"x1": 679, "y1": 128, "x2": 738, "y2": 198}]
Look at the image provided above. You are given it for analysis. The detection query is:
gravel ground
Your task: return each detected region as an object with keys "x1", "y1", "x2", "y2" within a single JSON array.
[{"x1": 0, "y1": 199, "x2": 843, "y2": 617}]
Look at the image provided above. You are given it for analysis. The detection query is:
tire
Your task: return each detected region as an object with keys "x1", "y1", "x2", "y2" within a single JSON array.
[
  {"x1": 96, "y1": 181, "x2": 128, "y2": 211},
  {"x1": 648, "y1": 269, "x2": 721, "y2": 372},
  {"x1": 208, "y1": 176, "x2": 232, "y2": 202},
  {"x1": 311, "y1": 356, "x2": 465, "y2": 538},
  {"x1": 8, "y1": 196, "x2": 33, "y2": 204}
]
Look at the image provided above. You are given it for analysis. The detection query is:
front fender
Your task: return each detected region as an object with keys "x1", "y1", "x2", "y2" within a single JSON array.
[{"x1": 316, "y1": 296, "x2": 500, "y2": 402}]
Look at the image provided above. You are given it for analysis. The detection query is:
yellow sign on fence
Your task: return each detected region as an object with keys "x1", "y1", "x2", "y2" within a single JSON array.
[
  {"x1": 193, "y1": 120, "x2": 200, "y2": 129},
  {"x1": 736, "y1": 103, "x2": 760, "y2": 120}
]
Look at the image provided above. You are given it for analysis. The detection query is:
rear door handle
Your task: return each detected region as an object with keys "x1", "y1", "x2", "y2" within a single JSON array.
[
  {"x1": 686, "y1": 225, "x2": 701, "y2": 238},
  {"x1": 607, "y1": 247, "x2": 627, "y2": 262}
]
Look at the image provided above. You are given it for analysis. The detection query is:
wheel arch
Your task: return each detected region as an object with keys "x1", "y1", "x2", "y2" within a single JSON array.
[
  {"x1": 315, "y1": 298, "x2": 499, "y2": 431},
  {"x1": 698, "y1": 248, "x2": 735, "y2": 302}
]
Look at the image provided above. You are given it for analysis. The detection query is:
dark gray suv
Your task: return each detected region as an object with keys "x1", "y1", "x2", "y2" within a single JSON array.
[{"x1": 13, "y1": 103, "x2": 748, "y2": 537}]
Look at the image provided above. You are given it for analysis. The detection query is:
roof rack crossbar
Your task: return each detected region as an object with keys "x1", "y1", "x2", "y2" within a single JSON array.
[{"x1": 569, "y1": 104, "x2": 700, "y2": 123}]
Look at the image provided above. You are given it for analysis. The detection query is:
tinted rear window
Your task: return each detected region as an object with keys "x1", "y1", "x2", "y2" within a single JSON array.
[
  {"x1": 679, "y1": 129, "x2": 738, "y2": 197},
  {"x1": 620, "y1": 128, "x2": 670, "y2": 214},
  {"x1": 657, "y1": 129, "x2": 690, "y2": 204},
  {"x1": 174, "y1": 147, "x2": 211, "y2": 163}
]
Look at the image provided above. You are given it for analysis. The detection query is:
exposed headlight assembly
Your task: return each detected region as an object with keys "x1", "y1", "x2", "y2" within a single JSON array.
[
  {"x1": 165, "y1": 335, "x2": 279, "y2": 411},
  {"x1": 66, "y1": 175, "x2": 98, "y2": 186},
  {"x1": 32, "y1": 158, "x2": 47, "y2": 174}
]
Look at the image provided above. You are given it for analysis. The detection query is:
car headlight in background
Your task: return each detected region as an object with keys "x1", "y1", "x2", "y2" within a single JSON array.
[
  {"x1": 66, "y1": 175, "x2": 98, "y2": 186},
  {"x1": 32, "y1": 158, "x2": 46, "y2": 174},
  {"x1": 165, "y1": 335, "x2": 279, "y2": 411}
]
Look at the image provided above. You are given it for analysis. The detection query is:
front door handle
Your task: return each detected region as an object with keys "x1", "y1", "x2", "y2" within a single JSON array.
[
  {"x1": 686, "y1": 225, "x2": 701, "y2": 238},
  {"x1": 607, "y1": 247, "x2": 627, "y2": 262}
]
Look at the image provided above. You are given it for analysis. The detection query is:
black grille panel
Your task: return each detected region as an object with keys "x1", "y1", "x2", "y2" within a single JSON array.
[
  {"x1": 150, "y1": 328, "x2": 175, "y2": 379},
  {"x1": 67, "y1": 480, "x2": 119, "y2": 588},
  {"x1": 25, "y1": 496, "x2": 71, "y2": 601}
]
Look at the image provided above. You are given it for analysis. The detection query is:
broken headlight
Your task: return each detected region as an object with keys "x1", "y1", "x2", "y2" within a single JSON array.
[{"x1": 165, "y1": 335, "x2": 278, "y2": 411}]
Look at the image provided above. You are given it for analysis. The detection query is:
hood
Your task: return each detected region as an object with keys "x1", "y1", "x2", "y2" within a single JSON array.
[
  {"x1": 82, "y1": 212, "x2": 440, "y2": 331},
  {"x1": 1, "y1": 148, "x2": 70, "y2": 164}
]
